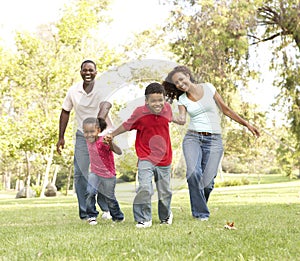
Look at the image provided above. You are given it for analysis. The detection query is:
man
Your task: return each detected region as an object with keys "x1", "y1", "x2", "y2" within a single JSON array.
[{"x1": 56, "y1": 60, "x2": 112, "y2": 220}]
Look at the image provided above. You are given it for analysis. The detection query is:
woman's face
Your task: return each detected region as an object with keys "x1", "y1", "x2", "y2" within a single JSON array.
[{"x1": 171, "y1": 72, "x2": 191, "y2": 92}]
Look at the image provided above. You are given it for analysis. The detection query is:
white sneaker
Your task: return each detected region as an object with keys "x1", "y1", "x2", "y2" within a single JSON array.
[
  {"x1": 88, "y1": 217, "x2": 97, "y2": 225},
  {"x1": 101, "y1": 211, "x2": 112, "y2": 220},
  {"x1": 160, "y1": 211, "x2": 173, "y2": 225},
  {"x1": 136, "y1": 220, "x2": 152, "y2": 228},
  {"x1": 200, "y1": 217, "x2": 209, "y2": 221}
]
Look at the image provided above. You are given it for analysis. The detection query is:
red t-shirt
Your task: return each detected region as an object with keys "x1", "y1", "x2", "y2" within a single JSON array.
[
  {"x1": 122, "y1": 102, "x2": 173, "y2": 166},
  {"x1": 87, "y1": 136, "x2": 116, "y2": 178}
]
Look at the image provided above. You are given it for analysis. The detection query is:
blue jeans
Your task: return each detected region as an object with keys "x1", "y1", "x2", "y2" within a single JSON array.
[
  {"x1": 183, "y1": 131, "x2": 224, "y2": 218},
  {"x1": 86, "y1": 173, "x2": 124, "y2": 221},
  {"x1": 133, "y1": 160, "x2": 172, "y2": 222},
  {"x1": 74, "y1": 130, "x2": 108, "y2": 219}
]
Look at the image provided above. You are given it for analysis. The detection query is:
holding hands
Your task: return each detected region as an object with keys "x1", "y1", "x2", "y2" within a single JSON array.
[{"x1": 103, "y1": 134, "x2": 113, "y2": 145}]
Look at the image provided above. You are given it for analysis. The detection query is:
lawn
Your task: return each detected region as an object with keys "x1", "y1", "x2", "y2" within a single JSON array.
[{"x1": 0, "y1": 177, "x2": 299, "y2": 261}]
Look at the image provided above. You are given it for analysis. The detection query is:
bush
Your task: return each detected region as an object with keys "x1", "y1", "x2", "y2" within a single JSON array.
[{"x1": 215, "y1": 177, "x2": 250, "y2": 188}]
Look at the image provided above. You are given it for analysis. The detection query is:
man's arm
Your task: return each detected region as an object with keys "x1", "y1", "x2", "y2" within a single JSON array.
[
  {"x1": 56, "y1": 109, "x2": 70, "y2": 154},
  {"x1": 98, "y1": 101, "x2": 113, "y2": 128},
  {"x1": 98, "y1": 101, "x2": 112, "y2": 119}
]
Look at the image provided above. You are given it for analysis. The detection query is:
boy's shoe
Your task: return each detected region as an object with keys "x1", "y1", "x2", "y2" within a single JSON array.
[
  {"x1": 160, "y1": 211, "x2": 173, "y2": 225},
  {"x1": 88, "y1": 217, "x2": 97, "y2": 225},
  {"x1": 136, "y1": 220, "x2": 152, "y2": 228},
  {"x1": 102, "y1": 211, "x2": 112, "y2": 220}
]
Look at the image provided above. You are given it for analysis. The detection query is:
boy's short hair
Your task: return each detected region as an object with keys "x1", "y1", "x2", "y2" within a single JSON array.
[
  {"x1": 82, "y1": 117, "x2": 107, "y2": 131},
  {"x1": 145, "y1": 82, "x2": 166, "y2": 97}
]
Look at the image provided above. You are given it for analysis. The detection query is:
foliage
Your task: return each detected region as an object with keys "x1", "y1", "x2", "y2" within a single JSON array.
[
  {"x1": 0, "y1": 0, "x2": 127, "y2": 193},
  {"x1": 164, "y1": 0, "x2": 260, "y2": 101},
  {"x1": 164, "y1": 0, "x2": 299, "y2": 177},
  {"x1": 215, "y1": 177, "x2": 250, "y2": 187},
  {"x1": 115, "y1": 148, "x2": 137, "y2": 182},
  {"x1": 253, "y1": 0, "x2": 300, "y2": 164}
]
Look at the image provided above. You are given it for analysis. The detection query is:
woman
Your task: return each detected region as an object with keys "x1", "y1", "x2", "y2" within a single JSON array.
[{"x1": 163, "y1": 66, "x2": 260, "y2": 221}]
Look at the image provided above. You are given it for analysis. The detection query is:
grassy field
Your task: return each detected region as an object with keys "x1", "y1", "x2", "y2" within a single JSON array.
[{"x1": 0, "y1": 175, "x2": 299, "y2": 261}]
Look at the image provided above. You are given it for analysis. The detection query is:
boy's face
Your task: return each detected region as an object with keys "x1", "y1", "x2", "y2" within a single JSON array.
[
  {"x1": 83, "y1": 123, "x2": 100, "y2": 143},
  {"x1": 145, "y1": 93, "x2": 165, "y2": 114}
]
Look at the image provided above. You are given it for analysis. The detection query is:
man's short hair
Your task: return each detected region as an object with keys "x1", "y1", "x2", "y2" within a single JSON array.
[{"x1": 80, "y1": 60, "x2": 97, "y2": 70}]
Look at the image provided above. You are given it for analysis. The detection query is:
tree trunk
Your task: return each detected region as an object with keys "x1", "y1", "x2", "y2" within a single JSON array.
[
  {"x1": 25, "y1": 151, "x2": 31, "y2": 198},
  {"x1": 36, "y1": 173, "x2": 41, "y2": 186},
  {"x1": 66, "y1": 165, "x2": 72, "y2": 196},
  {"x1": 4, "y1": 168, "x2": 11, "y2": 190},
  {"x1": 40, "y1": 144, "x2": 54, "y2": 198},
  {"x1": 52, "y1": 165, "x2": 59, "y2": 185}
]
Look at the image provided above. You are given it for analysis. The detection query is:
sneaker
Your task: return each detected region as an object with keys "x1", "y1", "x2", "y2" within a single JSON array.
[
  {"x1": 199, "y1": 217, "x2": 209, "y2": 221},
  {"x1": 102, "y1": 211, "x2": 112, "y2": 220},
  {"x1": 88, "y1": 217, "x2": 97, "y2": 225},
  {"x1": 136, "y1": 220, "x2": 152, "y2": 228},
  {"x1": 160, "y1": 211, "x2": 173, "y2": 225}
]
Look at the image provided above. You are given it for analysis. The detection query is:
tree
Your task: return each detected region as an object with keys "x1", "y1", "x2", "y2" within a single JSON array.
[
  {"x1": 252, "y1": 0, "x2": 300, "y2": 175},
  {"x1": 0, "y1": 0, "x2": 128, "y2": 195}
]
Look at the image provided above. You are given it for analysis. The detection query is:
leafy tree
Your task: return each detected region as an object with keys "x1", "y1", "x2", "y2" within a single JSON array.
[
  {"x1": 252, "y1": 0, "x2": 300, "y2": 175},
  {"x1": 0, "y1": 0, "x2": 129, "y2": 194}
]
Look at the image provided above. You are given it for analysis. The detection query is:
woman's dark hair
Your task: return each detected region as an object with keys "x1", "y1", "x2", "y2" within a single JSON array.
[
  {"x1": 163, "y1": 66, "x2": 196, "y2": 104},
  {"x1": 145, "y1": 82, "x2": 166, "y2": 97},
  {"x1": 98, "y1": 118, "x2": 107, "y2": 131}
]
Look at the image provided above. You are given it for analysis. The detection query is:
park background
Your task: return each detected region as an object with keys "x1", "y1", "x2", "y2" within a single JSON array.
[{"x1": 0, "y1": 0, "x2": 299, "y2": 260}]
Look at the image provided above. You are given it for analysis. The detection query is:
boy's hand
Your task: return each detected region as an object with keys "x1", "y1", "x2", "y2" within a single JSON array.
[{"x1": 103, "y1": 134, "x2": 113, "y2": 144}]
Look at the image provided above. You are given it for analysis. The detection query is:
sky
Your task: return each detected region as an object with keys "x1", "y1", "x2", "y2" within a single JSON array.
[
  {"x1": 0, "y1": 0, "x2": 277, "y2": 114},
  {"x1": 0, "y1": 0, "x2": 169, "y2": 48}
]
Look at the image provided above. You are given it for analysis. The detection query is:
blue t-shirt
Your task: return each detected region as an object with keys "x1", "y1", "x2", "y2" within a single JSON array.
[{"x1": 178, "y1": 83, "x2": 222, "y2": 134}]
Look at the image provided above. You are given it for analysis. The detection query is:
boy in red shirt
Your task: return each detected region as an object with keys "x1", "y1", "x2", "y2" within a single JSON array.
[
  {"x1": 83, "y1": 117, "x2": 124, "y2": 225},
  {"x1": 106, "y1": 82, "x2": 173, "y2": 228}
]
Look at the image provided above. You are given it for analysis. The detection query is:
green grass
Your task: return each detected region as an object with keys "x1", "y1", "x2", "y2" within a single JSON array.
[
  {"x1": 214, "y1": 173, "x2": 294, "y2": 187},
  {"x1": 0, "y1": 179, "x2": 300, "y2": 261}
]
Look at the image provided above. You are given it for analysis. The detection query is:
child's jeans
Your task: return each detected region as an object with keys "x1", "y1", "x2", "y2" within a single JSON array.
[
  {"x1": 133, "y1": 160, "x2": 172, "y2": 222},
  {"x1": 86, "y1": 173, "x2": 124, "y2": 221}
]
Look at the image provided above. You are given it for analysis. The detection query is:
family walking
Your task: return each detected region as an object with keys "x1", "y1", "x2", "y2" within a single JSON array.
[{"x1": 56, "y1": 60, "x2": 260, "y2": 228}]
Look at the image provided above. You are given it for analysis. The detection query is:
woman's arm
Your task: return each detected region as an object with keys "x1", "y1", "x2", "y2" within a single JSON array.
[
  {"x1": 172, "y1": 105, "x2": 187, "y2": 125},
  {"x1": 214, "y1": 91, "x2": 260, "y2": 137}
]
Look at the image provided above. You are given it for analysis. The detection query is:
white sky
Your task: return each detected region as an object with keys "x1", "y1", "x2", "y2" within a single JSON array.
[{"x1": 0, "y1": 0, "x2": 169, "y2": 48}]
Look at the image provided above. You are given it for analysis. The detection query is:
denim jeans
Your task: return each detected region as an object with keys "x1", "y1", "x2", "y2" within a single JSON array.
[
  {"x1": 86, "y1": 173, "x2": 124, "y2": 221},
  {"x1": 182, "y1": 131, "x2": 224, "y2": 218},
  {"x1": 74, "y1": 130, "x2": 108, "y2": 219},
  {"x1": 133, "y1": 160, "x2": 172, "y2": 222}
]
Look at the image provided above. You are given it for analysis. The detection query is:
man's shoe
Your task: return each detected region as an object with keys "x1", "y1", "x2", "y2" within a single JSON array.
[
  {"x1": 160, "y1": 211, "x2": 173, "y2": 225},
  {"x1": 136, "y1": 220, "x2": 152, "y2": 228},
  {"x1": 113, "y1": 217, "x2": 125, "y2": 223}
]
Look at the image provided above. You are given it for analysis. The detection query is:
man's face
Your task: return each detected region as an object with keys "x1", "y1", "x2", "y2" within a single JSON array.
[
  {"x1": 83, "y1": 123, "x2": 100, "y2": 143},
  {"x1": 80, "y1": 62, "x2": 97, "y2": 83},
  {"x1": 145, "y1": 93, "x2": 165, "y2": 114}
]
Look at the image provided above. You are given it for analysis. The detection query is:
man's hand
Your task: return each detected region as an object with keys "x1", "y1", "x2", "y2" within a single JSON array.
[{"x1": 56, "y1": 138, "x2": 65, "y2": 155}]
